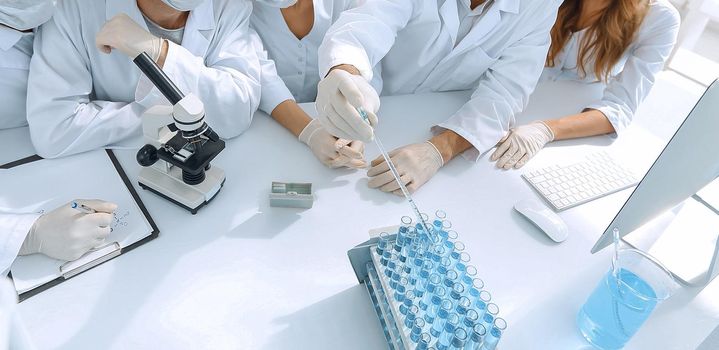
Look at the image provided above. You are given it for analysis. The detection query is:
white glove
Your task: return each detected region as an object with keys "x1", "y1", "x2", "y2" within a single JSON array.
[
  {"x1": 316, "y1": 69, "x2": 380, "y2": 142},
  {"x1": 491, "y1": 121, "x2": 554, "y2": 169},
  {"x1": 299, "y1": 119, "x2": 367, "y2": 169},
  {"x1": 19, "y1": 200, "x2": 117, "y2": 261},
  {"x1": 367, "y1": 141, "x2": 444, "y2": 195},
  {"x1": 96, "y1": 14, "x2": 163, "y2": 61}
]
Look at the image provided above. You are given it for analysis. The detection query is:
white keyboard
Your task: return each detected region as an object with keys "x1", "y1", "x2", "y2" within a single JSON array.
[{"x1": 522, "y1": 152, "x2": 639, "y2": 211}]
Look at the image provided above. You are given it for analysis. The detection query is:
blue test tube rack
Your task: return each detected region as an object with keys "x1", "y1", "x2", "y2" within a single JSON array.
[{"x1": 347, "y1": 211, "x2": 507, "y2": 350}]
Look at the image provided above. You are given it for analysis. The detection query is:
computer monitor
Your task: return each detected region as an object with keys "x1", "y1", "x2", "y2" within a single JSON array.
[{"x1": 591, "y1": 79, "x2": 719, "y2": 284}]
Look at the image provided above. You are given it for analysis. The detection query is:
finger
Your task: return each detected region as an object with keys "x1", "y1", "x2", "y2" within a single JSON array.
[
  {"x1": 514, "y1": 153, "x2": 531, "y2": 169},
  {"x1": 368, "y1": 169, "x2": 399, "y2": 189},
  {"x1": 333, "y1": 97, "x2": 374, "y2": 141},
  {"x1": 82, "y1": 212, "x2": 114, "y2": 227},
  {"x1": 392, "y1": 189, "x2": 404, "y2": 197},
  {"x1": 496, "y1": 142, "x2": 518, "y2": 169},
  {"x1": 365, "y1": 110, "x2": 379, "y2": 128},
  {"x1": 346, "y1": 158, "x2": 368, "y2": 169},
  {"x1": 336, "y1": 74, "x2": 366, "y2": 108},
  {"x1": 337, "y1": 141, "x2": 364, "y2": 159},
  {"x1": 503, "y1": 149, "x2": 525, "y2": 169},
  {"x1": 326, "y1": 104, "x2": 360, "y2": 140},
  {"x1": 95, "y1": 226, "x2": 112, "y2": 240},
  {"x1": 334, "y1": 138, "x2": 352, "y2": 151},
  {"x1": 491, "y1": 137, "x2": 512, "y2": 161},
  {"x1": 76, "y1": 199, "x2": 118, "y2": 214},
  {"x1": 380, "y1": 174, "x2": 411, "y2": 193},
  {"x1": 367, "y1": 158, "x2": 390, "y2": 177},
  {"x1": 329, "y1": 155, "x2": 351, "y2": 169}
]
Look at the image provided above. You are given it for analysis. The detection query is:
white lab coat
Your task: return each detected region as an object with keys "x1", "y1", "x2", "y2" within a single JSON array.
[
  {"x1": 318, "y1": 0, "x2": 561, "y2": 160},
  {"x1": 0, "y1": 213, "x2": 38, "y2": 275},
  {"x1": 0, "y1": 26, "x2": 33, "y2": 130},
  {"x1": 250, "y1": 0, "x2": 364, "y2": 114},
  {"x1": 26, "y1": 0, "x2": 262, "y2": 158},
  {"x1": 541, "y1": 0, "x2": 680, "y2": 134},
  {"x1": 0, "y1": 278, "x2": 34, "y2": 350}
]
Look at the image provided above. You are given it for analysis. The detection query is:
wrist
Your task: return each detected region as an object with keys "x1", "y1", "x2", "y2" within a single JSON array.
[
  {"x1": 328, "y1": 64, "x2": 361, "y2": 76},
  {"x1": 429, "y1": 130, "x2": 472, "y2": 163},
  {"x1": 156, "y1": 38, "x2": 169, "y2": 68},
  {"x1": 536, "y1": 120, "x2": 556, "y2": 142}
]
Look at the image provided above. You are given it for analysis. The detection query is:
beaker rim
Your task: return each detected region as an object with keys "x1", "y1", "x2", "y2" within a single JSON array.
[{"x1": 612, "y1": 248, "x2": 677, "y2": 301}]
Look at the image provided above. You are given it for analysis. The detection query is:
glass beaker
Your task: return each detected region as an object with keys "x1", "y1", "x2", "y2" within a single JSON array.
[{"x1": 577, "y1": 248, "x2": 677, "y2": 349}]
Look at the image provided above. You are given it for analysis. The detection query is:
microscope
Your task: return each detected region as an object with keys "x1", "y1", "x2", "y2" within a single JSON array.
[{"x1": 133, "y1": 52, "x2": 225, "y2": 214}]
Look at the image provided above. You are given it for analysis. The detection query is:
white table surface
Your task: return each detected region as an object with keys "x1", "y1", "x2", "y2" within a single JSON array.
[{"x1": 1, "y1": 72, "x2": 716, "y2": 350}]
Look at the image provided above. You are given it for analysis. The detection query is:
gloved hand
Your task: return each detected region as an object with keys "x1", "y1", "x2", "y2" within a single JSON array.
[
  {"x1": 19, "y1": 200, "x2": 117, "y2": 261},
  {"x1": 316, "y1": 69, "x2": 380, "y2": 142},
  {"x1": 491, "y1": 121, "x2": 554, "y2": 169},
  {"x1": 367, "y1": 141, "x2": 444, "y2": 195},
  {"x1": 96, "y1": 13, "x2": 163, "y2": 61},
  {"x1": 299, "y1": 119, "x2": 367, "y2": 169}
]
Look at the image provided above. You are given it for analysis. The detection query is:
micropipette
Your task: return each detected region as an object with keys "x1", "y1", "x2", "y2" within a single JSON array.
[{"x1": 356, "y1": 107, "x2": 437, "y2": 242}]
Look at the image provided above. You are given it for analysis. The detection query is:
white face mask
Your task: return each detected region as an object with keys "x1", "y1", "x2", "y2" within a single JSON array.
[
  {"x1": 0, "y1": 0, "x2": 55, "y2": 31},
  {"x1": 161, "y1": 0, "x2": 205, "y2": 11},
  {"x1": 255, "y1": 0, "x2": 298, "y2": 8}
]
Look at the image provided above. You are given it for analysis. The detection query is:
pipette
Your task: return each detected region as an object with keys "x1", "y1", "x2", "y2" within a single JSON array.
[{"x1": 356, "y1": 107, "x2": 437, "y2": 242}]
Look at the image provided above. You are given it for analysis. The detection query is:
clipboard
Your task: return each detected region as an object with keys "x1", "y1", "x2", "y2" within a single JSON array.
[{"x1": 1, "y1": 149, "x2": 159, "y2": 301}]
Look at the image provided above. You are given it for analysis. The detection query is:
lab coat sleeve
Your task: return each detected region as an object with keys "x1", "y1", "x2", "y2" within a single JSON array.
[
  {"x1": 433, "y1": 8, "x2": 557, "y2": 161},
  {"x1": 0, "y1": 213, "x2": 39, "y2": 276},
  {"x1": 136, "y1": 21, "x2": 262, "y2": 139},
  {"x1": 318, "y1": 0, "x2": 417, "y2": 81},
  {"x1": 584, "y1": 6, "x2": 680, "y2": 134},
  {"x1": 26, "y1": 10, "x2": 146, "y2": 159},
  {"x1": 247, "y1": 28, "x2": 294, "y2": 115}
]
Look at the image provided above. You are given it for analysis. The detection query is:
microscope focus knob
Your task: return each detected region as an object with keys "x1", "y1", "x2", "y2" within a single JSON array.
[{"x1": 137, "y1": 144, "x2": 159, "y2": 167}]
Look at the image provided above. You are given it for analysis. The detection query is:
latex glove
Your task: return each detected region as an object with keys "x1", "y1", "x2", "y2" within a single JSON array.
[
  {"x1": 316, "y1": 69, "x2": 380, "y2": 142},
  {"x1": 367, "y1": 141, "x2": 444, "y2": 195},
  {"x1": 19, "y1": 200, "x2": 117, "y2": 261},
  {"x1": 96, "y1": 13, "x2": 163, "y2": 61},
  {"x1": 491, "y1": 121, "x2": 554, "y2": 169},
  {"x1": 299, "y1": 119, "x2": 367, "y2": 169}
]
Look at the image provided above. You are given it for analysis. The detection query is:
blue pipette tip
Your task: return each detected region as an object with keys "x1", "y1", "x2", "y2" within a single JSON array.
[{"x1": 71, "y1": 201, "x2": 78, "y2": 209}]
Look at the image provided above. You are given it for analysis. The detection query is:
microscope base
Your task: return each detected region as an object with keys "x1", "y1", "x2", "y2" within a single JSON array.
[{"x1": 138, "y1": 165, "x2": 225, "y2": 214}]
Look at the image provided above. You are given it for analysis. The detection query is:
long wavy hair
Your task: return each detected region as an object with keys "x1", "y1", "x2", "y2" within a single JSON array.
[{"x1": 546, "y1": 0, "x2": 650, "y2": 82}]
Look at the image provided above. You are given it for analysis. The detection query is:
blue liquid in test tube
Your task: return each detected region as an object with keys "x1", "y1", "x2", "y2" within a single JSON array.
[
  {"x1": 376, "y1": 232, "x2": 390, "y2": 256},
  {"x1": 420, "y1": 274, "x2": 443, "y2": 311},
  {"x1": 462, "y1": 309, "x2": 480, "y2": 332},
  {"x1": 481, "y1": 318, "x2": 507, "y2": 350},
  {"x1": 424, "y1": 286, "x2": 447, "y2": 324},
  {"x1": 450, "y1": 241, "x2": 466, "y2": 264},
  {"x1": 431, "y1": 245, "x2": 446, "y2": 265},
  {"x1": 467, "y1": 279, "x2": 485, "y2": 299},
  {"x1": 473, "y1": 290, "x2": 492, "y2": 318},
  {"x1": 465, "y1": 324, "x2": 487, "y2": 350},
  {"x1": 456, "y1": 296, "x2": 472, "y2": 316},
  {"x1": 437, "y1": 313, "x2": 460, "y2": 350},
  {"x1": 404, "y1": 305, "x2": 420, "y2": 329},
  {"x1": 415, "y1": 261, "x2": 434, "y2": 298},
  {"x1": 431, "y1": 300, "x2": 453, "y2": 337},
  {"x1": 416, "y1": 333, "x2": 432, "y2": 350},
  {"x1": 461, "y1": 266, "x2": 478, "y2": 287},
  {"x1": 455, "y1": 252, "x2": 471, "y2": 274},
  {"x1": 395, "y1": 277, "x2": 409, "y2": 302},
  {"x1": 438, "y1": 257, "x2": 452, "y2": 276},
  {"x1": 444, "y1": 270, "x2": 460, "y2": 289},
  {"x1": 449, "y1": 282, "x2": 465, "y2": 304},
  {"x1": 411, "y1": 318, "x2": 426, "y2": 343},
  {"x1": 449, "y1": 328, "x2": 468, "y2": 350},
  {"x1": 385, "y1": 253, "x2": 398, "y2": 279},
  {"x1": 400, "y1": 290, "x2": 417, "y2": 315},
  {"x1": 479, "y1": 303, "x2": 500, "y2": 331}
]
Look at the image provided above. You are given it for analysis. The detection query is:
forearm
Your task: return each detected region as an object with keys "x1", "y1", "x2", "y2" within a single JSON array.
[
  {"x1": 271, "y1": 100, "x2": 312, "y2": 137},
  {"x1": 429, "y1": 130, "x2": 473, "y2": 164},
  {"x1": 328, "y1": 64, "x2": 361, "y2": 76},
  {"x1": 543, "y1": 109, "x2": 616, "y2": 141}
]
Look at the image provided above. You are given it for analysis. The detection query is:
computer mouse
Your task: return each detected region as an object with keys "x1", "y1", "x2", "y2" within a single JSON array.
[{"x1": 514, "y1": 198, "x2": 569, "y2": 243}]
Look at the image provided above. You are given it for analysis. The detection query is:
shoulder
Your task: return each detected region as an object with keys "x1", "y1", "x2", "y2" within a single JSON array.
[
  {"x1": 644, "y1": 0, "x2": 681, "y2": 32},
  {"x1": 211, "y1": 0, "x2": 253, "y2": 19}
]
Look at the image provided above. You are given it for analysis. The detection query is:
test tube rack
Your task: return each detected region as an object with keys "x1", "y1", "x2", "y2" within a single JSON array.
[{"x1": 347, "y1": 213, "x2": 507, "y2": 350}]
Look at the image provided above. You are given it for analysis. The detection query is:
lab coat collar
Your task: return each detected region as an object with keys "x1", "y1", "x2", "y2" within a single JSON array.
[
  {"x1": 106, "y1": 0, "x2": 149, "y2": 30},
  {"x1": 439, "y1": 0, "x2": 459, "y2": 46},
  {"x1": 495, "y1": 0, "x2": 520, "y2": 15},
  {"x1": 450, "y1": 0, "x2": 519, "y2": 57},
  {"x1": 0, "y1": 25, "x2": 23, "y2": 51}
]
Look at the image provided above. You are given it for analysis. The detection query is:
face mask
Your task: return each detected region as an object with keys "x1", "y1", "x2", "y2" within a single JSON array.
[
  {"x1": 161, "y1": 0, "x2": 205, "y2": 11},
  {"x1": 0, "y1": 0, "x2": 55, "y2": 31},
  {"x1": 255, "y1": 0, "x2": 298, "y2": 8}
]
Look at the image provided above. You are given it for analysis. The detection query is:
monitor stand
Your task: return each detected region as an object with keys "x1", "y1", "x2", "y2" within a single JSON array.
[{"x1": 622, "y1": 196, "x2": 719, "y2": 287}]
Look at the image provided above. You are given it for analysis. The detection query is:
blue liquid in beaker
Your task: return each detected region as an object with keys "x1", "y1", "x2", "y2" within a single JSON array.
[{"x1": 577, "y1": 268, "x2": 657, "y2": 350}]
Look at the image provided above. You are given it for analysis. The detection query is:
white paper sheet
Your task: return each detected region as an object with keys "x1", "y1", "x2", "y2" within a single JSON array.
[{"x1": 0, "y1": 150, "x2": 153, "y2": 293}]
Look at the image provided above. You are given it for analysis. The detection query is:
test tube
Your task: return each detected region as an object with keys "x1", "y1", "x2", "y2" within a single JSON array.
[
  {"x1": 400, "y1": 290, "x2": 416, "y2": 315},
  {"x1": 423, "y1": 285, "x2": 447, "y2": 324},
  {"x1": 473, "y1": 290, "x2": 492, "y2": 316},
  {"x1": 461, "y1": 266, "x2": 478, "y2": 287},
  {"x1": 462, "y1": 309, "x2": 480, "y2": 332},
  {"x1": 404, "y1": 304, "x2": 420, "y2": 329},
  {"x1": 380, "y1": 248, "x2": 392, "y2": 267},
  {"x1": 449, "y1": 282, "x2": 465, "y2": 303},
  {"x1": 449, "y1": 241, "x2": 466, "y2": 264},
  {"x1": 455, "y1": 296, "x2": 472, "y2": 316},
  {"x1": 454, "y1": 252, "x2": 471, "y2": 274},
  {"x1": 449, "y1": 328, "x2": 468, "y2": 350},
  {"x1": 431, "y1": 245, "x2": 447, "y2": 265},
  {"x1": 481, "y1": 318, "x2": 507, "y2": 350},
  {"x1": 467, "y1": 279, "x2": 485, "y2": 300},
  {"x1": 437, "y1": 313, "x2": 460, "y2": 350},
  {"x1": 394, "y1": 277, "x2": 409, "y2": 302},
  {"x1": 416, "y1": 333, "x2": 432, "y2": 350},
  {"x1": 444, "y1": 230, "x2": 459, "y2": 249},
  {"x1": 444, "y1": 270, "x2": 460, "y2": 289},
  {"x1": 464, "y1": 324, "x2": 487, "y2": 350},
  {"x1": 420, "y1": 274, "x2": 443, "y2": 311},
  {"x1": 479, "y1": 303, "x2": 500, "y2": 330},
  {"x1": 384, "y1": 253, "x2": 398, "y2": 279},
  {"x1": 389, "y1": 265, "x2": 403, "y2": 290},
  {"x1": 437, "y1": 257, "x2": 452, "y2": 276},
  {"x1": 430, "y1": 299, "x2": 453, "y2": 337},
  {"x1": 409, "y1": 254, "x2": 426, "y2": 286},
  {"x1": 415, "y1": 261, "x2": 434, "y2": 298},
  {"x1": 411, "y1": 318, "x2": 426, "y2": 343},
  {"x1": 376, "y1": 232, "x2": 390, "y2": 256}
]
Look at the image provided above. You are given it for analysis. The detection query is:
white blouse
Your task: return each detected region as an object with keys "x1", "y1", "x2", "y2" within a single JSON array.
[
  {"x1": 250, "y1": 0, "x2": 357, "y2": 114},
  {"x1": 0, "y1": 26, "x2": 33, "y2": 130},
  {"x1": 541, "y1": 0, "x2": 680, "y2": 134}
]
